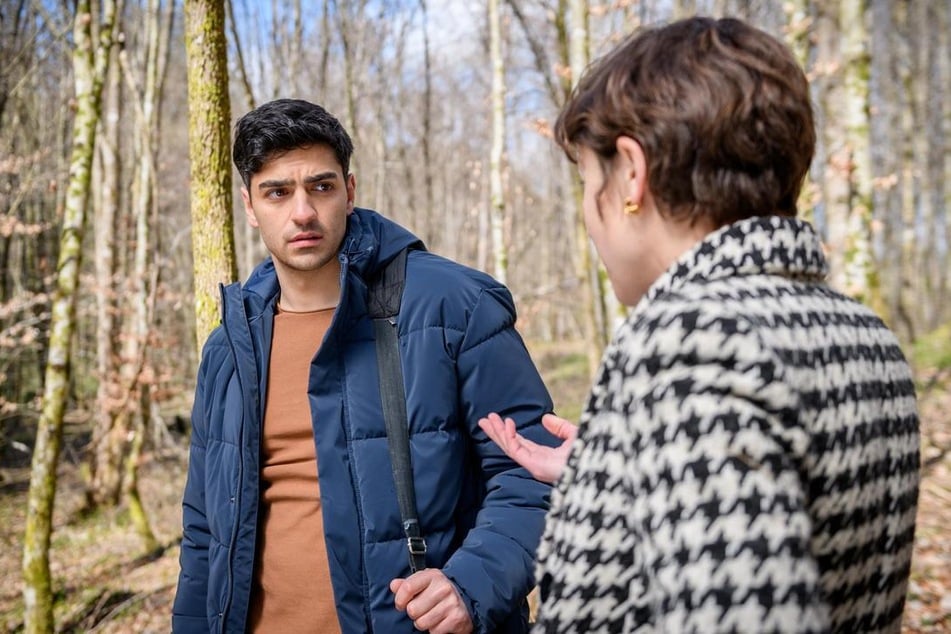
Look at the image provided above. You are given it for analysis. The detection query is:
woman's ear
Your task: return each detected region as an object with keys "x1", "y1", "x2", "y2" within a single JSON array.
[{"x1": 615, "y1": 136, "x2": 648, "y2": 205}]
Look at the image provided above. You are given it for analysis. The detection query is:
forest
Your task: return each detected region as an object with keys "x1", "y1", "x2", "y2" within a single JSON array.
[{"x1": 0, "y1": 0, "x2": 949, "y2": 632}]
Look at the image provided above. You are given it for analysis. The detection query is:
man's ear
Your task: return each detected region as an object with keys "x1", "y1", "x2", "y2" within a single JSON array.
[
  {"x1": 615, "y1": 136, "x2": 648, "y2": 206},
  {"x1": 241, "y1": 187, "x2": 259, "y2": 227},
  {"x1": 346, "y1": 172, "x2": 356, "y2": 214}
]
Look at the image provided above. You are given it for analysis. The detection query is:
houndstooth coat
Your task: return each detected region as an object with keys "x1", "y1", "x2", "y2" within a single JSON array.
[{"x1": 533, "y1": 216, "x2": 920, "y2": 633}]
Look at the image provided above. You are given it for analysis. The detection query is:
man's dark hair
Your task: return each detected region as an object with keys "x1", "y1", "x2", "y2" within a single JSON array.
[
  {"x1": 555, "y1": 17, "x2": 816, "y2": 228},
  {"x1": 232, "y1": 99, "x2": 354, "y2": 189}
]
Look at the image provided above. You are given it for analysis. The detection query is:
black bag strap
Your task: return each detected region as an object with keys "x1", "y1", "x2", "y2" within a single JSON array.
[{"x1": 368, "y1": 244, "x2": 427, "y2": 574}]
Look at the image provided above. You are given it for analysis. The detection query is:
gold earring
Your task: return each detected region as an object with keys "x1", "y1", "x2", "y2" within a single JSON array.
[{"x1": 623, "y1": 199, "x2": 640, "y2": 215}]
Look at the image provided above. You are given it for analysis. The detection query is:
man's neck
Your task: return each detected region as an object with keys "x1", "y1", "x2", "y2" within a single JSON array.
[{"x1": 274, "y1": 260, "x2": 341, "y2": 313}]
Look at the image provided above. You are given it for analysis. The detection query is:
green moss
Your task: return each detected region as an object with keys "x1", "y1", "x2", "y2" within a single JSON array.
[{"x1": 913, "y1": 322, "x2": 951, "y2": 371}]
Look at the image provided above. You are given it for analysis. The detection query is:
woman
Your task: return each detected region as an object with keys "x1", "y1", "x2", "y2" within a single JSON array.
[{"x1": 479, "y1": 16, "x2": 919, "y2": 634}]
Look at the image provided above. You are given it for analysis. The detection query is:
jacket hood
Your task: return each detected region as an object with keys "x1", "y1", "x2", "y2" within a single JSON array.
[{"x1": 228, "y1": 207, "x2": 423, "y2": 314}]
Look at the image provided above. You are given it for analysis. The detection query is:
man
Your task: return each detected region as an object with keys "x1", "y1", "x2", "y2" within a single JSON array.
[{"x1": 173, "y1": 99, "x2": 556, "y2": 633}]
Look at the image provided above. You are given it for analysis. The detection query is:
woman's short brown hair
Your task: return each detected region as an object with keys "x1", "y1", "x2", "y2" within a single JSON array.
[{"x1": 555, "y1": 17, "x2": 815, "y2": 227}]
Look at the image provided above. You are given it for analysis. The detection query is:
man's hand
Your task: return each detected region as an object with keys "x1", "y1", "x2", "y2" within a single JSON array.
[
  {"x1": 478, "y1": 412, "x2": 576, "y2": 484},
  {"x1": 390, "y1": 569, "x2": 474, "y2": 633}
]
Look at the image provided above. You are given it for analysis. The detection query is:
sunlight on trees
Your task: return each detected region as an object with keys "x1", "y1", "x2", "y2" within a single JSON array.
[{"x1": 0, "y1": 0, "x2": 948, "y2": 630}]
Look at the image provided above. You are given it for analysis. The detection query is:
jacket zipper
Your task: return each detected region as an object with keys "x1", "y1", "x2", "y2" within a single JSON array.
[
  {"x1": 336, "y1": 252, "x2": 374, "y2": 630},
  {"x1": 219, "y1": 283, "x2": 244, "y2": 631}
]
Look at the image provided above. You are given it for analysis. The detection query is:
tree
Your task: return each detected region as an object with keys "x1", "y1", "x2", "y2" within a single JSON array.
[
  {"x1": 489, "y1": 0, "x2": 509, "y2": 285},
  {"x1": 817, "y1": 0, "x2": 879, "y2": 309},
  {"x1": 87, "y1": 34, "x2": 124, "y2": 509},
  {"x1": 418, "y1": 0, "x2": 435, "y2": 246},
  {"x1": 0, "y1": 0, "x2": 68, "y2": 456},
  {"x1": 839, "y1": 0, "x2": 879, "y2": 309},
  {"x1": 21, "y1": 1, "x2": 118, "y2": 631},
  {"x1": 116, "y1": 0, "x2": 175, "y2": 552},
  {"x1": 565, "y1": 0, "x2": 607, "y2": 377},
  {"x1": 913, "y1": 0, "x2": 948, "y2": 331},
  {"x1": 332, "y1": 0, "x2": 369, "y2": 166},
  {"x1": 184, "y1": 0, "x2": 237, "y2": 351}
]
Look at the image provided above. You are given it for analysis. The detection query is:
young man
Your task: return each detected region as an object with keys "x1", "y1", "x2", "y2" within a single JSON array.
[{"x1": 172, "y1": 99, "x2": 556, "y2": 633}]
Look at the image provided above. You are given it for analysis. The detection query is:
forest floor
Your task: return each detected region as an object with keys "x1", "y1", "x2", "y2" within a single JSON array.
[{"x1": 0, "y1": 344, "x2": 949, "y2": 633}]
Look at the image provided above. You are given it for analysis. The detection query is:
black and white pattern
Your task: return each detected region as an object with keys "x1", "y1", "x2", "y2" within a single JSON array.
[{"x1": 533, "y1": 216, "x2": 920, "y2": 633}]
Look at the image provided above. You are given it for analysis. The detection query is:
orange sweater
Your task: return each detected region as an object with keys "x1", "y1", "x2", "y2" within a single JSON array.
[{"x1": 248, "y1": 306, "x2": 341, "y2": 633}]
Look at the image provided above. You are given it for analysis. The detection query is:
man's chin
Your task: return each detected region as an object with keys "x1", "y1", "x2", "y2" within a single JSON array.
[{"x1": 278, "y1": 255, "x2": 337, "y2": 274}]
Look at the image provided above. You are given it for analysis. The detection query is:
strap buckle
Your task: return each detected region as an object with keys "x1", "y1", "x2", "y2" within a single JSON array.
[{"x1": 407, "y1": 536, "x2": 427, "y2": 556}]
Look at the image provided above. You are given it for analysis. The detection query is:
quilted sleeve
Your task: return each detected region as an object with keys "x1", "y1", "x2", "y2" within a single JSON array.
[
  {"x1": 441, "y1": 285, "x2": 558, "y2": 633},
  {"x1": 172, "y1": 350, "x2": 214, "y2": 633}
]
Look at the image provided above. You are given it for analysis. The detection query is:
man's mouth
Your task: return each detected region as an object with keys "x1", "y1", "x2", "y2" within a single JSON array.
[{"x1": 289, "y1": 232, "x2": 322, "y2": 246}]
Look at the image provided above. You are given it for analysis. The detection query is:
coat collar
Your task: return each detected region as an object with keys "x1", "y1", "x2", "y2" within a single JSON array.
[
  {"x1": 641, "y1": 215, "x2": 828, "y2": 308},
  {"x1": 225, "y1": 207, "x2": 423, "y2": 317}
]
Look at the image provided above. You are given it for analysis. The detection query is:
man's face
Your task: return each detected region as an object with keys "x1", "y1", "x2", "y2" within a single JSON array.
[{"x1": 241, "y1": 144, "x2": 355, "y2": 283}]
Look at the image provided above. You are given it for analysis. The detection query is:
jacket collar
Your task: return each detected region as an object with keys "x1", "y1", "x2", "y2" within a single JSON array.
[
  {"x1": 224, "y1": 207, "x2": 423, "y2": 317},
  {"x1": 641, "y1": 215, "x2": 828, "y2": 307}
]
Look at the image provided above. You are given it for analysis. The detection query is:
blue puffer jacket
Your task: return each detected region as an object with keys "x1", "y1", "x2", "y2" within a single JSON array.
[{"x1": 173, "y1": 208, "x2": 555, "y2": 633}]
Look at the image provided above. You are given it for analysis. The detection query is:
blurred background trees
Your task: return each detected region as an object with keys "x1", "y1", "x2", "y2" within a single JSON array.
[{"x1": 0, "y1": 0, "x2": 948, "y2": 630}]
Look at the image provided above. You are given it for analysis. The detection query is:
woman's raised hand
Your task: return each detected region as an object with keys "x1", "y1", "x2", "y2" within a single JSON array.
[{"x1": 478, "y1": 412, "x2": 577, "y2": 484}]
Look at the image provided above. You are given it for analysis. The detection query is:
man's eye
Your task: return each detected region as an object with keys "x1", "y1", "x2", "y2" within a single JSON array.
[
  {"x1": 265, "y1": 189, "x2": 287, "y2": 199},
  {"x1": 312, "y1": 182, "x2": 332, "y2": 192}
]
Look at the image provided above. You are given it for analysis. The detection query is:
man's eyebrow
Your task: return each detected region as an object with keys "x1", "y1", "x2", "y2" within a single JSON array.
[
  {"x1": 256, "y1": 172, "x2": 339, "y2": 190},
  {"x1": 304, "y1": 171, "x2": 339, "y2": 184},
  {"x1": 257, "y1": 178, "x2": 292, "y2": 190}
]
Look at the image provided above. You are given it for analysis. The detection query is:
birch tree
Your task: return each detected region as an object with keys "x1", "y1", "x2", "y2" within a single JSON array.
[
  {"x1": 115, "y1": 0, "x2": 175, "y2": 552},
  {"x1": 565, "y1": 0, "x2": 606, "y2": 377},
  {"x1": 88, "y1": 39, "x2": 123, "y2": 509},
  {"x1": 419, "y1": 0, "x2": 435, "y2": 244},
  {"x1": 332, "y1": 0, "x2": 367, "y2": 154},
  {"x1": 489, "y1": 0, "x2": 509, "y2": 285},
  {"x1": 184, "y1": 0, "x2": 237, "y2": 350},
  {"x1": 225, "y1": 0, "x2": 260, "y2": 279},
  {"x1": 914, "y1": 0, "x2": 948, "y2": 330},
  {"x1": 839, "y1": 0, "x2": 879, "y2": 309},
  {"x1": 895, "y1": 1, "x2": 920, "y2": 342},
  {"x1": 939, "y1": 2, "x2": 951, "y2": 320},
  {"x1": 782, "y1": 0, "x2": 818, "y2": 225},
  {"x1": 21, "y1": 1, "x2": 118, "y2": 631},
  {"x1": 816, "y1": 0, "x2": 877, "y2": 308},
  {"x1": 869, "y1": 0, "x2": 909, "y2": 338}
]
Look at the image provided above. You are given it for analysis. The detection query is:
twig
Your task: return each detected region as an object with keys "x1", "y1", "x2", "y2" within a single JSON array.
[
  {"x1": 923, "y1": 481, "x2": 951, "y2": 507},
  {"x1": 85, "y1": 583, "x2": 176, "y2": 633}
]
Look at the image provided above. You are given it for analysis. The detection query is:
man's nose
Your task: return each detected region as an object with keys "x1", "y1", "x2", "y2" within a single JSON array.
[{"x1": 290, "y1": 190, "x2": 317, "y2": 223}]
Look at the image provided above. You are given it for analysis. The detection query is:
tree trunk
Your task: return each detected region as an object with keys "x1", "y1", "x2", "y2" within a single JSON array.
[
  {"x1": 673, "y1": 0, "x2": 696, "y2": 20},
  {"x1": 124, "y1": 387, "x2": 158, "y2": 553},
  {"x1": 334, "y1": 0, "x2": 363, "y2": 168},
  {"x1": 373, "y1": 96, "x2": 387, "y2": 213},
  {"x1": 565, "y1": 0, "x2": 604, "y2": 378},
  {"x1": 21, "y1": 1, "x2": 117, "y2": 631},
  {"x1": 420, "y1": 0, "x2": 435, "y2": 246},
  {"x1": 489, "y1": 0, "x2": 508, "y2": 285},
  {"x1": 318, "y1": 1, "x2": 331, "y2": 97},
  {"x1": 507, "y1": 0, "x2": 560, "y2": 106},
  {"x1": 816, "y1": 0, "x2": 876, "y2": 306},
  {"x1": 920, "y1": 0, "x2": 947, "y2": 331},
  {"x1": 782, "y1": 0, "x2": 818, "y2": 225},
  {"x1": 88, "y1": 43, "x2": 123, "y2": 509},
  {"x1": 940, "y1": 1, "x2": 951, "y2": 319},
  {"x1": 226, "y1": 0, "x2": 256, "y2": 113},
  {"x1": 839, "y1": 0, "x2": 881, "y2": 311},
  {"x1": 892, "y1": 1, "x2": 919, "y2": 345},
  {"x1": 869, "y1": 0, "x2": 903, "y2": 336},
  {"x1": 184, "y1": 0, "x2": 238, "y2": 352},
  {"x1": 116, "y1": 0, "x2": 174, "y2": 551}
]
